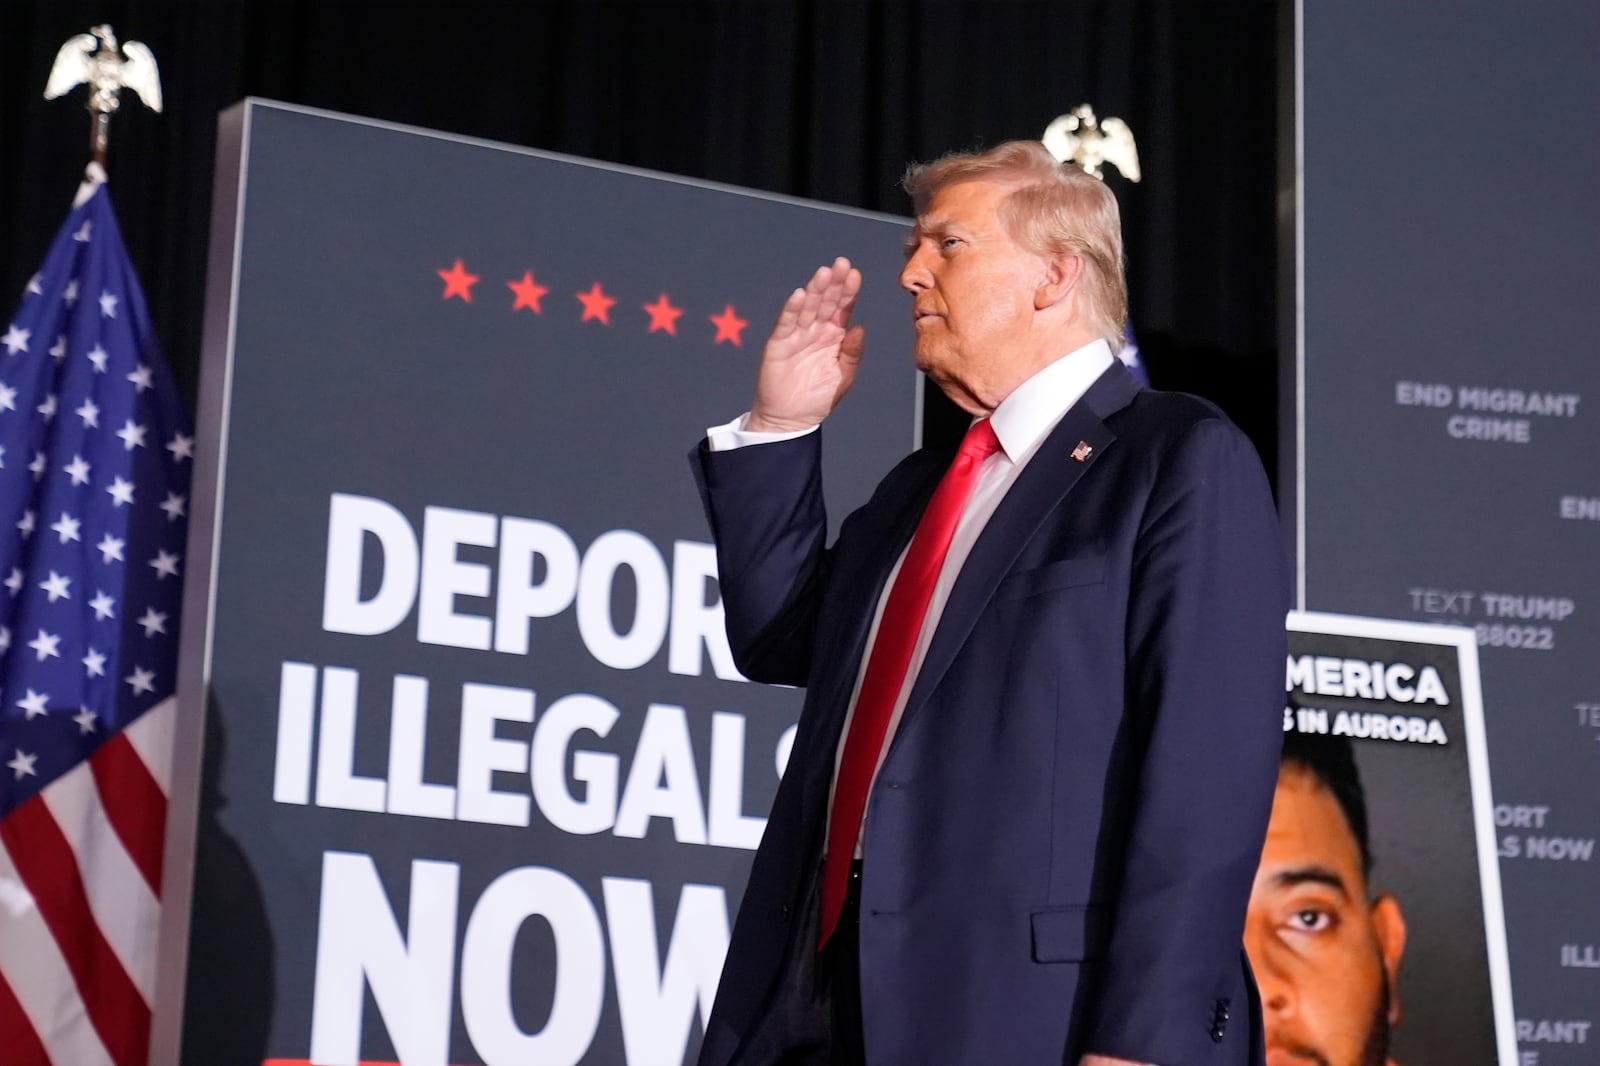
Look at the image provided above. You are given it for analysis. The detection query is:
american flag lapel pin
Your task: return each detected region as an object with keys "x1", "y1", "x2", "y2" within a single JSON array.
[{"x1": 1071, "y1": 441, "x2": 1093, "y2": 462}]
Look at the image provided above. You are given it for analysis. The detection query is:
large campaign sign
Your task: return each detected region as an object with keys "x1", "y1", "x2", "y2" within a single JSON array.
[
  {"x1": 153, "y1": 100, "x2": 918, "y2": 1066},
  {"x1": 1294, "y1": 4, "x2": 1600, "y2": 1062}
]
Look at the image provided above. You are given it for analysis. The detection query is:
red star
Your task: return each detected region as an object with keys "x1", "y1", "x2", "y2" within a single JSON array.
[
  {"x1": 709, "y1": 304, "x2": 750, "y2": 346},
  {"x1": 577, "y1": 282, "x2": 617, "y2": 324},
  {"x1": 508, "y1": 271, "x2": 550, "y2": 313},
  {"x1": 643, "y1": 293, "x2": 685, "y2": 336},
  {"x1": 438, "y1": 259, "x2": 479, "y2": 302}
]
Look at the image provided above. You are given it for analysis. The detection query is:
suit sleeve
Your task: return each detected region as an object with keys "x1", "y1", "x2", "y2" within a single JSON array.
[
  {"x1": 1085, "y1": 416, "x2": 1289, "y2": 1064},
  {"x1": 690, "y1": 430, "x2": 832, "y2": 686}
]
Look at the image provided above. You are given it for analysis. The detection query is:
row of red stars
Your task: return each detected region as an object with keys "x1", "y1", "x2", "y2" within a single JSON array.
[{"x1": 437, "y1": 259, "x2": 753, "y2": 346}]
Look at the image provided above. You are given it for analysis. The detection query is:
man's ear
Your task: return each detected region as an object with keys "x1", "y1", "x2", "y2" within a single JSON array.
[
  {"x1": 1371, "y1": 893, "x2": 1408, "y2": 1025},
  {"x1": 1034, "y1": 253, "x2": 1083, "y2": 311}
]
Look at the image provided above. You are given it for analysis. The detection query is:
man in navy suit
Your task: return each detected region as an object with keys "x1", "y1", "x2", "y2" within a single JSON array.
[{"x1": 693, "y1": 141, "x2": 1287, "y2": 1066}]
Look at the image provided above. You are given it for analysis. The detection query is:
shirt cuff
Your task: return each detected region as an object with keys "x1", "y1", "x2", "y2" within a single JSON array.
[{"x1": 705, "y1": 413, "x2": 820, "y2": 452}]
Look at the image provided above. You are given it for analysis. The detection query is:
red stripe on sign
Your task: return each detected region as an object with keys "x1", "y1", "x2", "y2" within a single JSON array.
[
  {"x1": 0, "y1": 800, "x2": 151, "y2": 1066},
  {"x1": 0, "y1": 972, "x2": 52, "y2": 1066},
  {"x1": 89, "y1": 733, "x2": 168, "y2": 897}
]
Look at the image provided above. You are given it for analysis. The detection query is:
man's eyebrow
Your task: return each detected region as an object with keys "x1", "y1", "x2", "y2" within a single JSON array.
[
  {"x1": 1271, "y1": 864, "x2": 1352, "y2": 900},
  {"x1": 903, "y1": 219, "x2": 960, "y2": 256}
]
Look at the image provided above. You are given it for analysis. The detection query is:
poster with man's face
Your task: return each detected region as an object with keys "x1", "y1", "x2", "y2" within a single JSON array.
[{"x1": 1251, "y1": 613, "x2": 1517, "y2": 1065}]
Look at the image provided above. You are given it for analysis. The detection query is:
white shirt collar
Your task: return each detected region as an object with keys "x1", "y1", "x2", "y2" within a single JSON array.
[{"x1": 986, "y1": 338, "x2": 1117, "y2": 463}]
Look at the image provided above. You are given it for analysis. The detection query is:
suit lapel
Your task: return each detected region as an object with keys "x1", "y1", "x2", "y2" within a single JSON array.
[
  {"x1": 897, "y1": 361, "x2": 1142, "y2": 733},
  {"x1": 799, "y1": 452, "x2": 946, "y2": 814}
]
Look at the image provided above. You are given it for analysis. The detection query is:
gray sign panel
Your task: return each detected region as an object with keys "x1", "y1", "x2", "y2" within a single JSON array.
[{"x1": 1295, "y1": 5, "x2": 1600, "y2": 1062}]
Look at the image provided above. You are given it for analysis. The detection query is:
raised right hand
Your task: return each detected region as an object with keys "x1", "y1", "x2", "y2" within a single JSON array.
[{"x1": 746, "y1": 257, "x2": 866, "y2": 433}]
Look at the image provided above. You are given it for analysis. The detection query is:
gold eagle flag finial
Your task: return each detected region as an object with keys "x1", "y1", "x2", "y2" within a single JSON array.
[
  {"x1": 1041, "y1": 104, "x2": 1140, "y2": 182},
  {"x1": 43, "y1": 24, "x2": 163, "y2": 168}
]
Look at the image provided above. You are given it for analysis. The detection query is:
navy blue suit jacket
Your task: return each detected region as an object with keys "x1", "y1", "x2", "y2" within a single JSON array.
[{"x1": 693, "y1": 362, "x2": 1288, "y2": 1066}]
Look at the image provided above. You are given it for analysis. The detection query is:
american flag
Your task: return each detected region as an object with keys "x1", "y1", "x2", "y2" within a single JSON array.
[
  {"x1": 0, "y1": 168, "x2": 191, "y2": 1066},
  {"x1": 1119, "y1": 321, "x2": 1150, "y2": 386}
]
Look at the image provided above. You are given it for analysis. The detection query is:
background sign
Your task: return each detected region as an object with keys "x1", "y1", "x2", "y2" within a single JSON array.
[
  {"x1": 1295, "y1": 4, "x2": 1600, "y2": 1062},
  {"x1": 159, "y1": 100, "x2": 918, "y2": 1066}
]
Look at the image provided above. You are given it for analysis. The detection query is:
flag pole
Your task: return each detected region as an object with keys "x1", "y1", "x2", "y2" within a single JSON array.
[
  {"x1": 91, "y1": 108, "x2": 113, "y2": 169},
  {"x1": 1, "y1": 25, "x2": 185, "y2": 1066}
]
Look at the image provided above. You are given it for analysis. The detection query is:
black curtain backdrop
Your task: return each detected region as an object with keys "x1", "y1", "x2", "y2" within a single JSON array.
[{"x1": 0, "y1": 0, "x2": 1278, "y2": 472}]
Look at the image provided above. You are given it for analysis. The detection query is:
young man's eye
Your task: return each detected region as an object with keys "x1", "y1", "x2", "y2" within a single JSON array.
[{"x1": 1286, "y1": 908, "x2": 1334, "y2": 933}]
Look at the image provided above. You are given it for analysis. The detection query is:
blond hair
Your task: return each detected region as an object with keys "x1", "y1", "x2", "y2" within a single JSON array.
[{"x1": 903, "y1": 140, "x2": 1127, "y2": 351}]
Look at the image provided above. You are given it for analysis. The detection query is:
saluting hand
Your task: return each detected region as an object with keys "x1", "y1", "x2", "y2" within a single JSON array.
[{"x1": 746, "y1": 257, "x2": 866, "y2": 433}]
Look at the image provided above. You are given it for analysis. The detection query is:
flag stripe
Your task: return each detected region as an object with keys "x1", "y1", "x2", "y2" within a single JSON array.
[
  {"x1": 88, "y1": 733, "x2": 167, "y2": 897},
  {"x1": 121, "y1": 696, "x2": 175, "y2": 795},
  {"x1": 41, "y1": 758, "x2": 162, "y2": 1002},
  {"x1": 0, "y1": 839, "x2": 118, "y2": 1066},
  {"x1": 0, "y1": 970, "x2": 54, "y2": 1066},
  {"x1": 0, "y1": 799, "x2": 150, "y2": 1066}
]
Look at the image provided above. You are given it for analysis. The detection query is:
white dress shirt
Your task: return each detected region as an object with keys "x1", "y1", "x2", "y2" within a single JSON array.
[{"x1": 707, "y1": 339, "x2": 1117, "y2": 853}]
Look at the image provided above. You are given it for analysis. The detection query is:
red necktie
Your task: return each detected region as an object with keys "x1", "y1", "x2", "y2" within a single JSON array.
[{"x1": 819, "y1": 417, "x2": 1002, "y2": 946}]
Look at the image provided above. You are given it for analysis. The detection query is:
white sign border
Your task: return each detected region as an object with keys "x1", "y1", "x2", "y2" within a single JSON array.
[{"x1": 1287, "y1": 610, "x2": 1517, "y2": 1066}]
